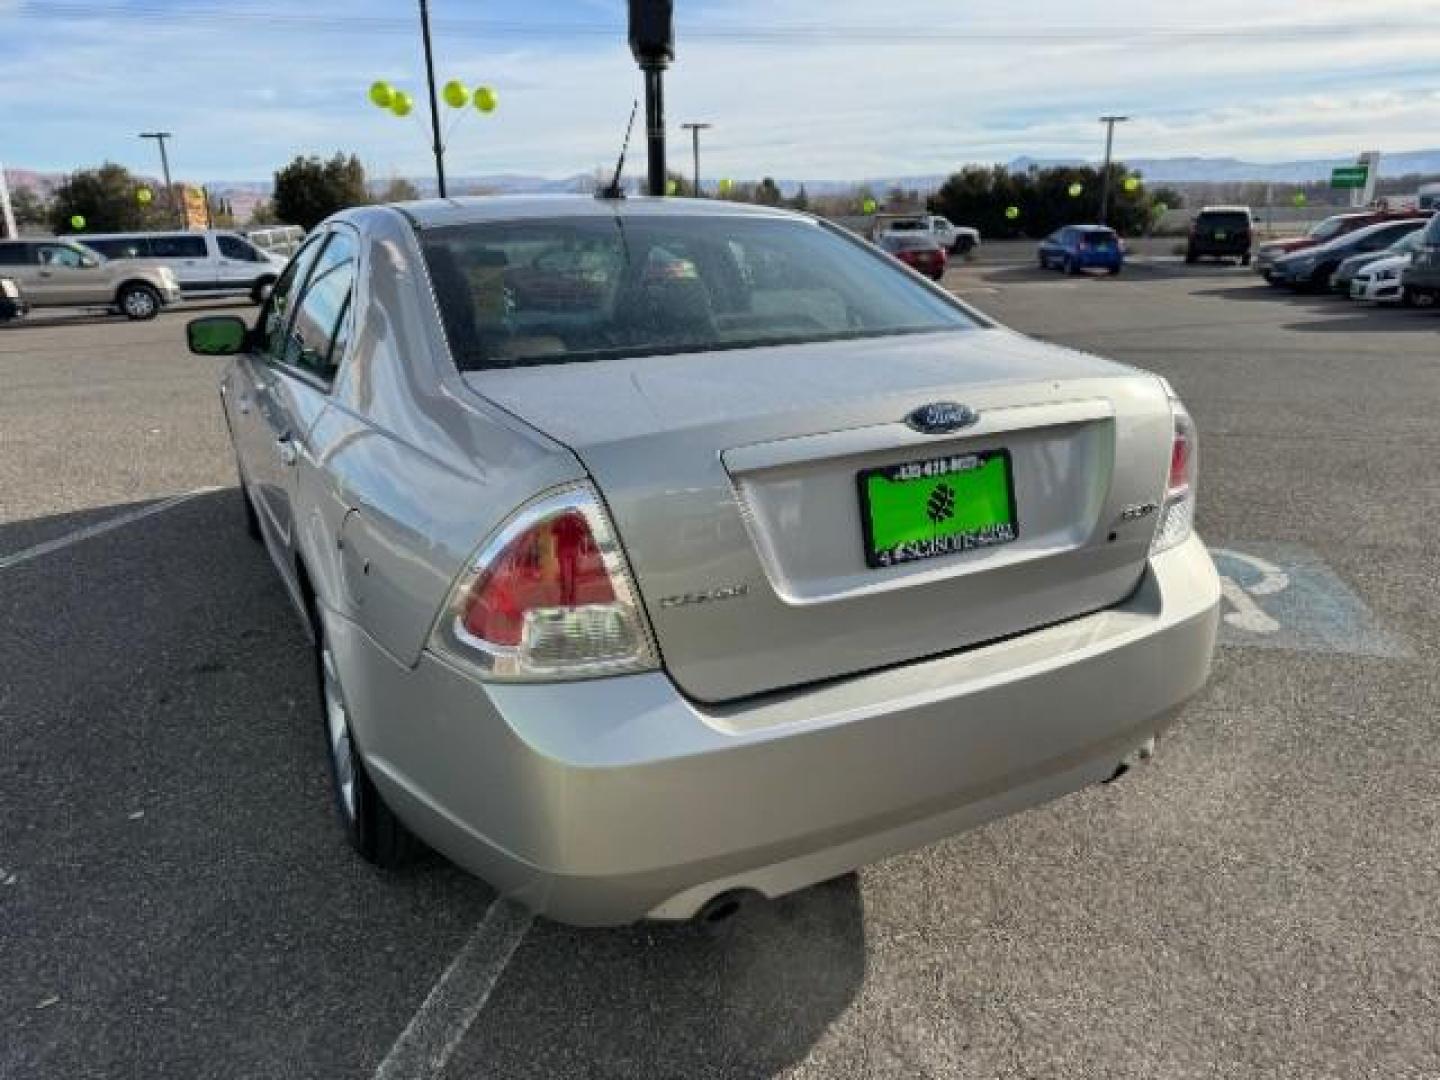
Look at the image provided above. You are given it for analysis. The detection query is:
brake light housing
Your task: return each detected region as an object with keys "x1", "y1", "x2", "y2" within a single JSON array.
[
  {"x1": 431, "y1": 485, "x2": 658, "y2": 681},
  {"x1": 1151, "y1": 386, "x2": 1198, "y2": 554}
]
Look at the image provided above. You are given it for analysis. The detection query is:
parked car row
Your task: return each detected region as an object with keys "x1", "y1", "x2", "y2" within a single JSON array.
[
  {"x1": 0, "y1": 228, "x2": 292, "y2": 324},
  {"x1": 1258, "y1": 211, "x2": 1438, "y2": 307}
]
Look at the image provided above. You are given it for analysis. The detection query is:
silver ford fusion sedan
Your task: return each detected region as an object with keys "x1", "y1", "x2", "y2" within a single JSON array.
[{"x1": 187, "y1": 196, "x2": 1220, "y2": 926}]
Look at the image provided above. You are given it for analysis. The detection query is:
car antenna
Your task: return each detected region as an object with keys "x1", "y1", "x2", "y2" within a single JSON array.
[{"x1": 597, "y1": 99, "x2": 639, "y2": 200}]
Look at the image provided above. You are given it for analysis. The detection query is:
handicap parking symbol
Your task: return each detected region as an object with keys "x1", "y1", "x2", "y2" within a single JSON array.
[{"x1": 1209, "y1": 543, "x2": 1410, "y2": 658}]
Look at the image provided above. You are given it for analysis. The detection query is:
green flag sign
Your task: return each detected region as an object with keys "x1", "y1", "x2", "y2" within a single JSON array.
[{"x1": 1330, "y1": 165, "x2": 1368, "y2": 190}]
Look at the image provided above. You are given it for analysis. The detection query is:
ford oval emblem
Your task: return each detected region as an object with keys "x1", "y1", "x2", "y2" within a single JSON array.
[{"x1": 906, "y1": 402, "x2": 980, "y2": 435}]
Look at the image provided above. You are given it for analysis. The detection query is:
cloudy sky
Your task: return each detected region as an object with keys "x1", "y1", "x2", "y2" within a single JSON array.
[{"x1": 3, "y1": 0, "x2": 1439, "y2": 184}]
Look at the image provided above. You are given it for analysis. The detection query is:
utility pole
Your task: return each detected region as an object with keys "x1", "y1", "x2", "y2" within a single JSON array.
[
  {"x1": 1097, "y1": 115, "x2": 1129, "y2": 226},
  {"x1": 681, "y1": 122, "x2": 711, "y2": 196},
  {"x1": 417, "y1": 0, "x2": 447, "y2": 198},
  {"x1": 139, "y1": 131, "x2": 177, "y2": 225}
]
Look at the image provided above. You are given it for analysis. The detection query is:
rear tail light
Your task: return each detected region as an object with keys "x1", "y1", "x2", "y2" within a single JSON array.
[
  {"x1": 430, "y1": 484, "x2": 658, "y2": 681},
  {"x1": 1151, "y1": 386, "x2": 1198, "y2": 554}
]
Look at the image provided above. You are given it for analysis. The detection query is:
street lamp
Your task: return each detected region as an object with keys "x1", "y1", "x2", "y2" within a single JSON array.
[
  {"x1": 680, "y1": 122, "x2": 711, "y2": 196},
  {"x1": 139, "y1": 131, "x2": 177, "y2": 224},
  {"x1": 1097, "y1": 115, "x2": 1130, "y2": 227}
]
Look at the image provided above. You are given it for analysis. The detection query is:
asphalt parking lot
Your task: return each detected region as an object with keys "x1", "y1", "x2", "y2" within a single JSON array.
[{"x1": 3, "y1": 257, "x2": 1439, "y2": 1079}]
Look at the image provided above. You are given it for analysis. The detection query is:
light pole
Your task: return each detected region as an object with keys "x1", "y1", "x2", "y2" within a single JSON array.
[
  {"x1": 416, "y1": 0, "x2": 447, "y2": 197},
  {"x1": 681, "y1": 122, "x2": 711, "y2": 196},
  {"x1": 1097, "y1": 115, "x2": 1129, "y2": 226},
  {"x1": 139, "y1": 131, "x2": 177, "y2": 225}
]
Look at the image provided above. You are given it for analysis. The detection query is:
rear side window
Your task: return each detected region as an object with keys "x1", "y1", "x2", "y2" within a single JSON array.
[
  {"x1": 87, "y1": 238, "x2": 150, "y2": 259},
  {"x1": 421, "y1": 214, "x2": 975, "y2": 372},
  {"x1": 151, "y1": 235, "x2": 208, "y2": 259},
  {"x1": 283, "y1": 231, "x2": 356, "y2": 382},
  {"x1": 0, "y1": 243, "x2": 29, "y2": 265}
]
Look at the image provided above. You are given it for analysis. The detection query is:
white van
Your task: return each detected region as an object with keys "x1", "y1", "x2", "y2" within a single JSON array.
[{"x1": 81, "y1": 229, "x2": 287, "y2": 303}]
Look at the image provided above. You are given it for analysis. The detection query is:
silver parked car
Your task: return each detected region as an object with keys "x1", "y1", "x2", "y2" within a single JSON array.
[{"x1": 188, "y1": 196, "x2": 1219, "y2": 926}]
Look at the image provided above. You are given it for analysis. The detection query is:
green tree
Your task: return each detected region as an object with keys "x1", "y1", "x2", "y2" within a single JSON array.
[
  {"x1": 48, "y1": 162, "x2": 164, "y2": 233},
  {"x1": 247, "y1": 199, "x2": 280, "y2": 227},
  {"x1": 755, "y1": 176, "x2": 784, "y2": 206},
  {"x1": 8, "y1": 185, "x2": 51, "y2": 234},
  {"x1": 377, "y1": 175, "x2": 421, "y2": 202},
  {"x1": 788, "y1": 184, "x2": 810, "y2": 212},
  {"x1": 663, "y1": 169, "x2": 695, "y2": 197},
  {"x1": 273, "y1": 153, "x2": 368, "y2": 231}
]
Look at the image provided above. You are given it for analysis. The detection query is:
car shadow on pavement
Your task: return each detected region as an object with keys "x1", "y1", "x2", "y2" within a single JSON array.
[
  {"x1": 1, "y1": 487, "x2": 866, "y2": 1080},
  {"x1": 446, "y1": 876, "x2": 866, "y2": 1078}
]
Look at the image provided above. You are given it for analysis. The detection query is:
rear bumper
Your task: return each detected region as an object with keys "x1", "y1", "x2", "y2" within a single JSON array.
[{"x1": 335, "y1": 534, "x2": 1220, "y2": 926}]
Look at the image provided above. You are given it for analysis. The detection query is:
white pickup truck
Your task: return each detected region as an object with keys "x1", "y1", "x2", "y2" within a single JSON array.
[{"x1": 874, "y1": 214, "x2": 981, "y2": 255}]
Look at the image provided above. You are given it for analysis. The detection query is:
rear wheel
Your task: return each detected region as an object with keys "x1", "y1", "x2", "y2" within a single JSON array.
[
  {"x1": 1065, "y1": 256, "x2": 1079, "y2": 276},
  {"x1": 1241, "y1": 252, "x2": 1252, "y2": 267},
  {"x1": 1185, "y1": 249, "x2": 1198, "y2": 265},
  {"x1": 315, "y1": 611, "x2": 417, "y2": 868},
  {"x1": 1404, "y1": 286, "x2": 1438, "y2": 309},
  {"x1": 1108, "y1": 265, "x2": 1122, "y2": 276},
  {"x1": 118, "y1": 283, "x2": 160, "y2": 320}
]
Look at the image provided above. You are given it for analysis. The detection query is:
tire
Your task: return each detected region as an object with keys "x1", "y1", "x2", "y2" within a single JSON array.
[
  {"x1": 1185, "y1": 249, "x2": 1198, "y2": 265},
  {"x1": 1065, "y1": 256, "x2": 1079, "y2": 276},
  {"x1": 118, "y1": 282, "x2": 161, "y2": 320},
  {"x1": 1108, "y1": 265, "x2": 1122, "y2": 276},
  {"x1": 1241, "y1": 252, "x2": 1252, "y2": 267},
  {"x1": 1405, "y1": 286, "x2": 1438, "y2": 309},
  {"x1": 314, "y1": 608, "x2": 417, "y2": 868},
  {"x1": 250, "y1": 277, "x2": 276, "y2": 305}
]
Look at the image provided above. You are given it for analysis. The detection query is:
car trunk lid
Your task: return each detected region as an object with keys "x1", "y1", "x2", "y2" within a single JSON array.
[{"x1": 464, "y1": 329, "x2": 1175, "y2": 703}]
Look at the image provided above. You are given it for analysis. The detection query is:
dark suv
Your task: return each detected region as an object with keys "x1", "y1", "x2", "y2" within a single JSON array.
[
  {"x1": 1402, "y1": 214, "x2": 1440, "y2": 308},
  {"x1": 1187, "y1": 207, "x2": 1253, "y2": 264}
]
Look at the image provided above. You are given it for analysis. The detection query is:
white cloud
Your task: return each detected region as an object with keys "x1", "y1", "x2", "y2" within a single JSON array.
[{"x1": 1, "y1": 0, "x2": 1438, "y2": 181}]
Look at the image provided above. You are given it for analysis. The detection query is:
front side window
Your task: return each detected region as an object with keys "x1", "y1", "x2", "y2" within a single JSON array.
[
  {"x1": 259, "y1": 235, "x2": 327, "y2": 359},
  {"x1": 151, "y1": 235, "x2": 208, "y2": 259},
  {"x1": 422, "y1": 214, "x2": 977, "y2": 372},
  {"x1": 86, "y1": 238, "x2": 149, "y2": 259},
  {"x1": 1309, "y1": 217, "x2": 1349, "y2": 242},
  {"x1": 283, "y1": 231, "x2": 356, "y2": 382},
  {"x1": 36, "y1": 244, "x2": 86, "y2": 268},
  {"x1": 218, "y1": 235, "x2": 262, "y2": 261},
  {"x1": 0, "y1": 244, "x2": 28, "y2": 266}
]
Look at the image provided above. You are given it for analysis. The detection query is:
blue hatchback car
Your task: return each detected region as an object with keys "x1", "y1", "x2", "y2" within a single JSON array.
[{"x1": 1038, "y1": 225, "x2": 1124, "y2": 275}]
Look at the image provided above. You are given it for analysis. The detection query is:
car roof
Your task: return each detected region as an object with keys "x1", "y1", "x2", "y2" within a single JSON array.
[
  {"x1": 1068, "y1": 224, "x2": 1116, "y2": 233},
  {"x1": 353, "y1": 194, "x2": 806, "y2": 232},
  {"x1": 1198, "y1": 206, "x2": 1251, "y2": 214}
]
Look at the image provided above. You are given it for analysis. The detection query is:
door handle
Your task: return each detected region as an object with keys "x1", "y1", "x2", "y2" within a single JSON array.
[{"x1": 276, "y1": 435, "x2": 299, "y2": 467}]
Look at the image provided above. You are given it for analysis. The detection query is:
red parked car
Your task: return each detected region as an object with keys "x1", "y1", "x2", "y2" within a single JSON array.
[{"x1": 877, "y1": 233, "x2": 948, "y2": 280}]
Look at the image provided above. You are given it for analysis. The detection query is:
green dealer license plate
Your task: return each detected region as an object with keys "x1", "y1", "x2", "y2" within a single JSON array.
[{"x1": 858, "y1": 450, "x2": 1019, "y2": 569}]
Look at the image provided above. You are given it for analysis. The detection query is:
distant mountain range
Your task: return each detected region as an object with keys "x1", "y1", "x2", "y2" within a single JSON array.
[{"x1": 8, "y1": 150, "x2": 1440, "y2": 221}]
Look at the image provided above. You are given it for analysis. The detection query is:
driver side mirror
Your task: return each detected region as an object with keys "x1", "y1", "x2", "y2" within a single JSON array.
[{"x1": 187, "y1": 315, "x2": 250, "y2": 356}]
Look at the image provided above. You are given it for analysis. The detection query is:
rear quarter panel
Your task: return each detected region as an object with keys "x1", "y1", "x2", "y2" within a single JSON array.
[{"x1": 308, "y1": 210, "x2": 584, "y2": 666}]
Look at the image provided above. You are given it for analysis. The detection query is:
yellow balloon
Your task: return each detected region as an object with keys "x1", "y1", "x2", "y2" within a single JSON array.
[
  {"x1": 665, "y1": 179, "x2": 678, "y2": 196},
  {"x1": 1005, "y1": 205, "x2": 1020, "y2": 219},
  {"x1": 473, "y1": 85, "x2": 498, "y2": 113},
  {"x1": 718, "y1": 178, "x2": 733, "y2": 195},
  {"x1": 443, "y1": 80, "x2": 469, "y2": 109},
  {"x1": 1123, "y1": 176, "x2": 1140, "y2": 193},
  {"x1": 70, "y1": 214, "x2": 86, "y2": 230},
  {"x1": 1067, "y1": 182, "x2": 1083, "y2": 197},
  {"x1": 136, "y1": 187, "x2": 153, "y2": 204},
  {"x1": 390, "y1": 91, "x2": 413, "y2": 118},
  {"x1": 369, "y1": 80, "x2": 394, "y2": 108},
  {"x1": 862, "y1": 197, "x2": 877, "y2": 214}
]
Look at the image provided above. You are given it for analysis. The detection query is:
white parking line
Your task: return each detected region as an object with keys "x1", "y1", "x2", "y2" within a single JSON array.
[
  {"x1": 0, "y1": 488, "x2": 219, "y2": 572},
  {"x1": 372, "y1": 898, "x2": 534, "y2": 1080}
]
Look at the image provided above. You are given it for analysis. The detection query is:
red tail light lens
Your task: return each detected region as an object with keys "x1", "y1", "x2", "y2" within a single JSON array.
[
  {"x1": 461, "y1": 510, "x2": 616, "y2": 647},
  {"x1": 433, "y1": 485, "x2": 658, "y2": 681},
  {"x1": 1168, "y1": 427, "x2": 1192, "y2": 497}
]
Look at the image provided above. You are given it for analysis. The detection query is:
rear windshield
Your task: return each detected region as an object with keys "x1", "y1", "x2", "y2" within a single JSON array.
[
  {"x1": 1197, "y1": 211, "x2": 1250, "y2": 230},
  {"x1": 421, "y1": 214, "x2": 977, "y2": 371},
  {"x1": 1079, "y1": 230, "x2": 1117, "y2": 247},
  {"x1": 1309, "y1": 216, "x2": 1354, "y2": 242}
]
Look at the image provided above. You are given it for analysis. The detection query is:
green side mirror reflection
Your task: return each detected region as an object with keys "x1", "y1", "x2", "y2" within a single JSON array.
[{"x1": 187, "y1": 316, "x2": 249, "y2": 356}]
